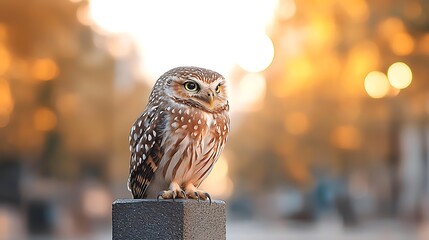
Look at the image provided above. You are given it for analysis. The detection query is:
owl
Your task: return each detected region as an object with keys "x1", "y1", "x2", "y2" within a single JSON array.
[{"x1": 127, "y1": 66, "x2": 230, "y2": 202}]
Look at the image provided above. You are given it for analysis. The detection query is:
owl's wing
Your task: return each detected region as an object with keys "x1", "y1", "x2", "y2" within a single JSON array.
[{"x1": 127, "y1": 106, "x2": 165, "y2": 199}]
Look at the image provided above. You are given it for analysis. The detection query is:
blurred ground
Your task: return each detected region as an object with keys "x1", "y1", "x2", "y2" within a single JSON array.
[
  {"x1": 25, "y1": 218, "x2": 422, "y2": 240},
  {"x1": 228, "y1": 219, "x2": 420, "y2": 240}
]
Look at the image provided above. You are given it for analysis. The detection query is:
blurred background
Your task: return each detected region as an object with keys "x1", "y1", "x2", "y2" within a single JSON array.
[{"x1": 0, "y1": 0, "x2": 428, "y2": 239}]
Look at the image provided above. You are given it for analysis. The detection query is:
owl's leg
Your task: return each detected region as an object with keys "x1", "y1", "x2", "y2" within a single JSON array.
[
  {"x1": 157, "y1": 181, "x2": 186, "y2": 200},
  {"x1": 184, "y1": 183, "x2": 212, "y2": 204}
]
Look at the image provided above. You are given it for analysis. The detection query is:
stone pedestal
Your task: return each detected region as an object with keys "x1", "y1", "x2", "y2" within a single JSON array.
[{"x1": 112, "y1": 199, "x2": 226, "y2": 240}]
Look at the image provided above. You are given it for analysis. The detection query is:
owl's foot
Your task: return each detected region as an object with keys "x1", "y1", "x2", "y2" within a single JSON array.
[
  {"x1": 157, "y1": 182, "x2": 186, "y2": 201},
  {"x1": 185, "y1": 184, "x2": 212, "y2": 204}
]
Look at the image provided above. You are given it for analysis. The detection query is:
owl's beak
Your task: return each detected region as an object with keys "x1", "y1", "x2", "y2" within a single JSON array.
[{"x1": 207, "y1": 90, "x2": 215, "y2": 108}]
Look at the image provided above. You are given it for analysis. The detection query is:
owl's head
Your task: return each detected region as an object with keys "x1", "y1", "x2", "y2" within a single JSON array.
[{"x1": 159, "y1": 66, "x2": 229, "y2": 113}]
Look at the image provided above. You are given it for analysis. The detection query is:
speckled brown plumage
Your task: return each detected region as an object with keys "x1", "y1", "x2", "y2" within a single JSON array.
[{"x1": 128, "y1": 66, "x2": 230, "y2": 201}]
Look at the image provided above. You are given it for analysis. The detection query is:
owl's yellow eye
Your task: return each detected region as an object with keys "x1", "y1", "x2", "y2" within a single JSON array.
[
  {"x1": 184, "y1": 82, "x2": 199, "y2": 92},
  {"x1": 215, "y1": 84, "x2": 221, "y2": 93}
]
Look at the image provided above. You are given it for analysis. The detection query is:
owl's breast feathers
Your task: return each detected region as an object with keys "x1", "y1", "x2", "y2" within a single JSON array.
[
  {"x1": 159, "y1": 105, "x2": 229, "y2": 185},
  {"x1": 128, "y1": 102, "x2": 229, "y2": 198}
]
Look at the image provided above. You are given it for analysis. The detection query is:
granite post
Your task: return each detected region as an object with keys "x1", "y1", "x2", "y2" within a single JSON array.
[{"x1": 112, "y1": 199, "x2": 226, "y2": 240}]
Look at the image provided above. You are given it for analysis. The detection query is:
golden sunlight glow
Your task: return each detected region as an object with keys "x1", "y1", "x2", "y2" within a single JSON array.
[
  {"x1": 387, "y1": 86, "x2": 401, "y2": 97},
  {"x1": 273, "y1": 56, "x2": 313, "y2": 98},
  {"x1": 87, "y1": 0, "x2": 278, "y2": 80},
  {"x1": 0, "y1": 112, "x2": 9, "y2": 128},
  {"x1": 76, "y1": 4, "x2": 91, "y2": 26},
  {"x1": 378, "y1": 17, "x2": 405, "y2": 38},
  {"x1": 0, "y1": 44, "x2": 11, "y2": 76},
  {"x1": 236, "y1": 73, "x2": 267, "y2": 112},
  {"x1": 338, "y1": 0, "x2": 369, "y2": 22},
  {"x1": 364, "y1": 71, "x2": 390, "y2": 98},
  {"x1": 289, "y1": 56, "x2": 313, "y2": 81},
  {"x1": 106, "y1": 36, "x2": 132, "y2": 58},
  {"x1": 0, "y1": 78, "x2": 13, "y2": 115},
  {"x1": 387, "y1": 62, "x2": 412, "y2": 89},
  {"x1": 308, "y1": 15, "x2": 337, "y2": 48},
  {"x1": 237, "y1": 34, "x2": 275, "y2": 73},
  {"x1": 277, "y1": 0, "x2": 296, "y2": 20},
  {"x1": 419, "y1": 34, "x2": 429, "y2": 54},
  {"x1": 200, "y1": 156, "x2": 233, "y2": 199},
  {"x1": 56, "y1": 93, "x2": 79, "y2": 115},
  {"x1": 331, "y1": 125, "x2": 361, "y2": 150},
  {"x1": 344, "y1": 41, "x2": 380, "y2": 96},
  {"x1": 284, "y1": 112, "x2": 309, "y2": 135},
  {"x1": 404, "y1": 1, "x2": 422, "y2": 20},
  {"x1": 33, "y1": 107, "x2": 57, "y2": 131},
  {"x1": 390, "y1": 32, "x2": 415, "y2": 56},
  {"x1": 0, "y1": 78, "x2": 13, "y2": 128},
  {"x1": 284, "y1": 161, "x2": 312, "y2": 186},
  {"x1": 347, "y1": 41, "x2": 380, "y2": 79},
  {"x1": 0, "y1": 23, "x2": 7, "y2": 40},
  {"x1": 30, "y1": 58, "x2": 59, "y2": 81}
]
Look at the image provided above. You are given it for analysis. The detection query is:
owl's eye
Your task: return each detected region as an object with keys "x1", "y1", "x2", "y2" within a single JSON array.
[
  {"x1": 215, "y1": 84, "x2": 221, "y2": 93},
  {"x1": 184, "y1": 81, "x2": 199, "y2": 92}
]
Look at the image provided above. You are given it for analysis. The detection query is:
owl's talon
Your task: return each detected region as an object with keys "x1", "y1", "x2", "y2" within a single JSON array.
[
  {"x1": 157, "y1": 191, "x2": 165, "y2": 200},
  {"x1": 156, "y1": 183, "x2": 187, "y2": 201},
  {"x1": 204, "y1": 192, "x2": 212, "y2": 204},
  {"x1": 181, "y1": 190, "x2": 187, "y2": 199},
  {"x1": 194, "y1": 192, "x2": 200, "y2": 202}
]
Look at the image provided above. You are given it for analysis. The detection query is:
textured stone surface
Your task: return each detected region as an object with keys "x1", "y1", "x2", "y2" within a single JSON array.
[{"x1": 112, "y1": 199, "x2": 226, "y2": 240}]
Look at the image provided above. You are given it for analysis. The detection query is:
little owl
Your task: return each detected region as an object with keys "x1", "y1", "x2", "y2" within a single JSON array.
[{"x1": 127, "y1": 66, "x2": 230, "y2": 202}]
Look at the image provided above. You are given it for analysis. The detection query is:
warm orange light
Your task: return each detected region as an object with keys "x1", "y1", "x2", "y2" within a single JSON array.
[
  {"x1": 347, "y1": 41, "x2": 380, "y2": 79},
  {"x1": 288, "y1": 56, "x2": 313, "y2": 82},
  {"x1": 364, "y1": 71, "x2": 390, "y2": 98},
  {"x1": 0, "y1": 78, "x2": 13, "y2": 115},
  {"x1": 378, "y1": 17, "x2": 405, "y2": 38},
  {"x1": 106, "y1": 36, "x2": 132, "y2": 58},
  {"x1": 200, "y1": 156, "x2": 233, "y2": 199},
  {"x1": 387, "y1": 86, "x2": 401, "y2": 97},
  {"x1": 76, "y1": 4, "x2": 91, "y2": 26},
  {"x1": 0, "y1": 112, "x2": 9, "y2": 128},
  {"x1": 338, "y1": 0, "x2": 369, "y2": 22},
  {"x1": 284, "y1": 161, "x2": 311, "y2": 186},
  {"x1": 308, "y1": 16, "x2": 337, "y2": 48},
  {"x1": 404, "y1": 1, "x2": 422, "y2": 20},
  {"x1": 331, "y1": 125, "x2": 361, "y2": 150},
  {"x1": 272, "y1": 57, "x2": 313, "y2": 98},
  {"x1": 0, "y1": 45, "x2": 11, "y2": 76},
  {"x1": 277, "y1": 0, "x2": 296, "y2": 20},
  {"x1": 0, "y1": 77, "x2": 13, "y2": 128},
  {"x1": 33, "y1": 107, "x2": 57, "y2": 131},
  {"x1": 0, "y1": 23, "x2": 7, "y2": 40},
  {"x1": 344, "y1": 42, "x2": 380, "y2": 96},
  {"x1": 387, "y1": 62, "x2": 412, "y2": 89},
  {"x1": 419, "y1": 34, "x2": 429, "y2": 54},
  {"x1": 236, "y1": 73, "x2": 267, "y2": 112},
  {"x1": 284, "y1": 112, "x2": 309, "y2": 135},
  {"x1": 390, "y1": 32, "x2": 414, "y2": 56},
  {"x1": 56, "y1": 93, "x2": 79, "y2": 115},
  {"x1": 30, "y1": 58, "x2": 59, "y2": 81}
]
